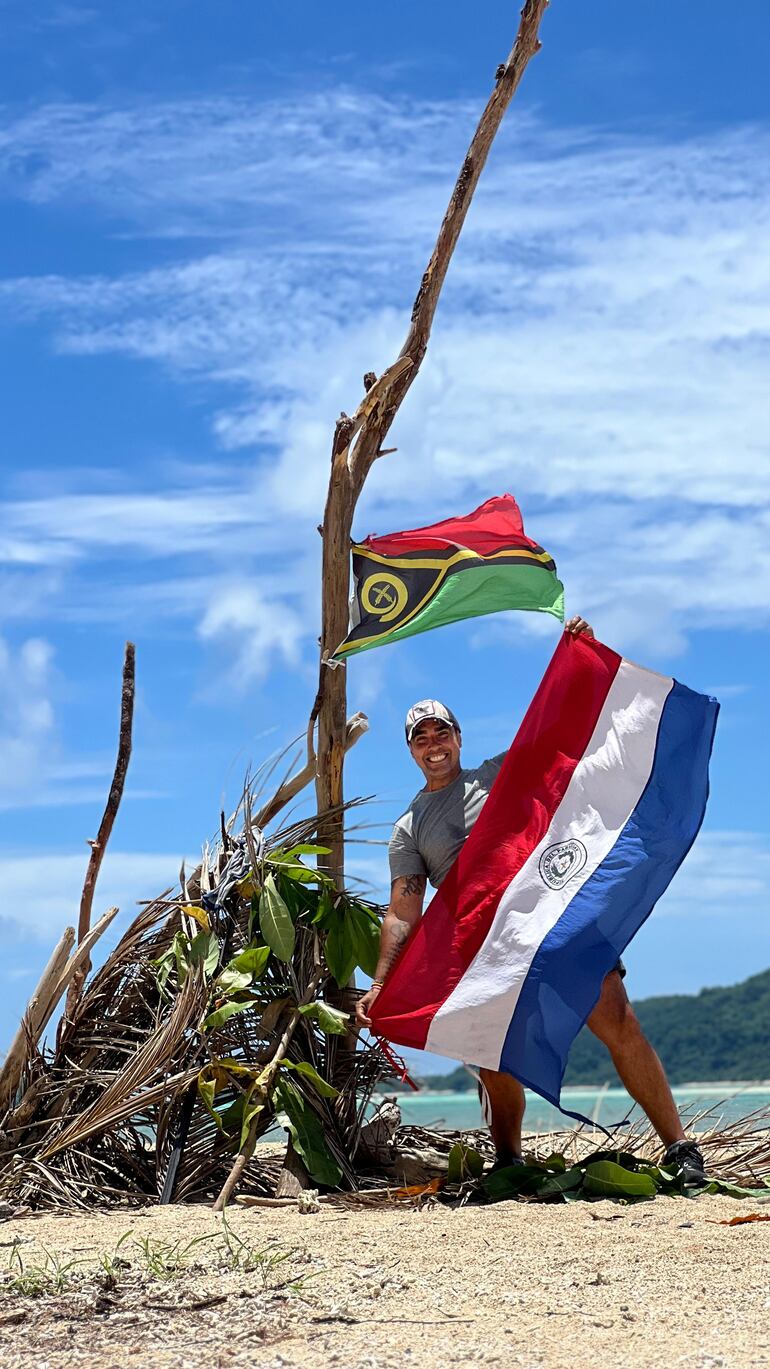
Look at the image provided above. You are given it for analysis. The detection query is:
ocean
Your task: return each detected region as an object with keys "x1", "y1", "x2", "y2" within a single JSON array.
[{"x1": 379, "y1": 1084, "x2": 770, "y2": 1135}]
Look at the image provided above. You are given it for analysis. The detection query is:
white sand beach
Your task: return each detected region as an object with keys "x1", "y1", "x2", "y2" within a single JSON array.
[{"x1": 1, "y1": 1193, "x2": 769, "y2": 1369}]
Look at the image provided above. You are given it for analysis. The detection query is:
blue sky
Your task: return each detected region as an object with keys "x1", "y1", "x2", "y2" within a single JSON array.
[{"x1": 1, "y1": 1, "x2": 768, "y2": 1070}]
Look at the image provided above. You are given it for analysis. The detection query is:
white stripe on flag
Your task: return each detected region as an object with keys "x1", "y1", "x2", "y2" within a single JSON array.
[{"x1": 425, "y1": 660, "x2": 673, "y2": 1068}]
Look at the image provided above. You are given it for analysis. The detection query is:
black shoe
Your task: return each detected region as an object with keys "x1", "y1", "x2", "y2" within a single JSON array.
[{"x1": 663, "y1": 1139, "x2": 706, "y2": 1186}]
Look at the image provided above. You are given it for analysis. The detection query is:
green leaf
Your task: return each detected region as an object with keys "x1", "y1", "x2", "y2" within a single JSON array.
[
  {"x1": 282, "y1": 1059, "x2": 340, "y2": 1099},
  {"x1": 258, "y1": 873, "x2": 296, "y2": 962},
  {"x1": 274, "y1": 1078, "x2": 342, "y2": 1187},
  {"x1": 479, "y1": 1153, "x2": 583, "y2": 1203},
  {"x1": 150, "y1": 947, "x2": 175, "y2": 994},
  {"x1": 240, "y1": 1091, "x2": 266, "y2": 1149},
  {"x1": 581, "y1": 1149, "x2": 644, "y2": 1171},
  {"x1": 270, "y1": 861, "x2": 315, "y2": 884},
  {"x1": 638, "y1": 1164, "x2": 668, "y2": 1187},
  {"x1": 189, "y1": 930, "x2": 220, "y2": 978},
  {"x1": 219, "y1": 1095, "x2": 245, "y2": 1138},
  {"x1": 482, "y1": 1164, "x2": 552, "y2": 1201},
  {"x1": 202, "y1": 998, "x2": 254, "y2": 1032},
  {"x1": 215, "y1": 969, "x2": 253, "y2": 995},
  {"x1": 324, "y1": 915, "x2": 357, "y2": 987},
  {"x1": 537, "y1": 1166, "x2": 585, "y2": 1198},
  {"x1": 446, "y1": 1143, "x2": 484, "y2": 1186},
  {"x1": 197, "y1": 1076, "x2": 220, "y2": 1128},
  {"x1": 697, "y1": 1178, "x2": 767, "y2": 1199},
  {"x1": 348, "y1": 905, "x2": 380, "y2": 978},
  {"x1": 298, "y1": 1000, "x2": 350, "y2": 1035},
  {"x1": 310, "y1": 890, "x2": 335, "y2": 929},
  {"x1": 583, "y1": 1161, "x2": 657, "y2": 1199},
  {"x1": 281, "y1": 845, "x2": 331, "y2": 859},
  {"x1": 172, "y1": 929, "x2": 191, "y2": 985},
  {"x1": 225, "y1": 943, "x2": 271, "y2": 980},
  {"x1": 541, "y1": 1152, "x2": 567, "y2": 1173}
]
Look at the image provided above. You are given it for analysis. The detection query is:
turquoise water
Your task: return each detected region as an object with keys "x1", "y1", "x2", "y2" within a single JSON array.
[{"x1": 378, "y1": 1085, "x2": 770, "y2": 1135}]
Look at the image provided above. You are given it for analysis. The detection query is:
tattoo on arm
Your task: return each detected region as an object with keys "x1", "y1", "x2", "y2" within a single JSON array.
[
  {"x1": 399, "y1": 873, "x2": 427, "y2": 898},
  {"x1": 375, "y1": 876, "x2": 426, "y2": 983},
  {"x1": 379, "y1": 920, "x2": 412, "y2": 977}
]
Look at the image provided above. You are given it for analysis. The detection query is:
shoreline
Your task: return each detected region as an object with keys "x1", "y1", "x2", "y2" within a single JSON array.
[{"x1": 400, "y1": 1079, "x2": 770, "y2": 1096}]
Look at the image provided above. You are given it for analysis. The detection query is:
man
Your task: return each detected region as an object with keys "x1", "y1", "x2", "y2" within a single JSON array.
[{"x1": 357, "y1": 616, "x2": 706, "y2": 1184}]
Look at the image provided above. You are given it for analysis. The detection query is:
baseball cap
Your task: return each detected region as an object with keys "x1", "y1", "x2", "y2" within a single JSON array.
[{"x1": 405, "y1": 699, "x2": 460, "y2": 744}]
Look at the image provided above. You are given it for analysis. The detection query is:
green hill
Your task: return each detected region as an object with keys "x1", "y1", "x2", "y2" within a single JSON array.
[
  {"x1": 565, "y1": 967, "x2": 770, "y2": 1086},
  {"x1": 415, "y1": 968, "x2": 770, "y2": 1090}
]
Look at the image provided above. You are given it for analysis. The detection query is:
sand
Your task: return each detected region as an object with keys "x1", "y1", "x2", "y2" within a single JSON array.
[{"x1": 0, "y1": 1194, "x2": 769, "y2": 1369}]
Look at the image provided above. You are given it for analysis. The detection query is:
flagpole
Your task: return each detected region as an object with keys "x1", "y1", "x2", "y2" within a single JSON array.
[{"x1": 312, "y1": 0, "x2": 552, "y2": 890}]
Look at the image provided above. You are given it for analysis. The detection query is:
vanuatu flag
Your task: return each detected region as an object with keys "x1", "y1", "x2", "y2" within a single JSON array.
[{"x1": 333, "y1": 495, "x2": 564, "y2": 660}]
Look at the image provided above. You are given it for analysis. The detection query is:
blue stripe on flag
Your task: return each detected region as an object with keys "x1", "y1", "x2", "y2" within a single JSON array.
[{"x1": 499, "y1": 681, "x2": 719, "y2": 1114}]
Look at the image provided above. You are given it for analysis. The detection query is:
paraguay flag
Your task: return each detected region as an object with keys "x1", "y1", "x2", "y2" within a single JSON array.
[
  {"x1": 333, "y1": 495, "x2": 564, "y2": 660},
  {"x1": 370, "y1": 633, "x2": 719, "y2": 1114}
]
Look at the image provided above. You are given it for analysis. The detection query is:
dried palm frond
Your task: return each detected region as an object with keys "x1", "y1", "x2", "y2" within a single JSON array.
[{"x1": 0, "y1": 783, "x2": 397, "y2": 1211}]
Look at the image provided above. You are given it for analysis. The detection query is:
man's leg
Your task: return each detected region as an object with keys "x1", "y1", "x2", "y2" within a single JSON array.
[
  {"x1": 587, "y1": 969, "x2": 684, "y2": 1148},
  {"x1": 478, "y1": 1067, "x2": 526, "y2": 1162}
]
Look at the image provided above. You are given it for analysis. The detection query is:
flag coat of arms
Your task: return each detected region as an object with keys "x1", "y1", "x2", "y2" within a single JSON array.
[
  {"x1": 370, "y1": 633, "x2": 719, "y2": 1112},
  {"x1": 334, "y1": 494, "x2": 564, "y2": 660}
]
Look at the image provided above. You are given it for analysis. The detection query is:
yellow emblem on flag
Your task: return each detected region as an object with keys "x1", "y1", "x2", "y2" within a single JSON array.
[{"x1": 361, "y1": 571, "x2": 409, "y2": 623}]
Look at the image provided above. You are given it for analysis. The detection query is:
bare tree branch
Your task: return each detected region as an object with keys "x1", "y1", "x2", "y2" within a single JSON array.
[
  {"x1": 66, "y1": 641, "x2": 135, "y2": 1017},
  {"x1": 253, "y1": 710, "x2": 369, "y2": 832}
]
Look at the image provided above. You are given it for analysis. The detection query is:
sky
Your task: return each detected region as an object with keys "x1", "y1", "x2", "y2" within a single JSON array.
[{"x1": 0, "y1": 0, "x2": 768, "y2": 1071}]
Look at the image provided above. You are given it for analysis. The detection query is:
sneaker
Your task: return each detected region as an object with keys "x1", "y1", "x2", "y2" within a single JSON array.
[{"x1": 663, "y1": 1139, "x2": 706, "y2": 1186}]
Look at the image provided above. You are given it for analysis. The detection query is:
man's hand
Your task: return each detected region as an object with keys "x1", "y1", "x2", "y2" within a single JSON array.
[
  {"x1": 356, "y1": 984, "x2": 381, "y2": 1029},
  {"x1": 566, "y1": 614, "x2": 595, "y2": 639}
]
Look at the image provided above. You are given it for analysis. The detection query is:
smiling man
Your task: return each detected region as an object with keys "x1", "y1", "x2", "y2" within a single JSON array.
[{"x1": 356, "y1": 617, "x2": 707, "y2": 1184}]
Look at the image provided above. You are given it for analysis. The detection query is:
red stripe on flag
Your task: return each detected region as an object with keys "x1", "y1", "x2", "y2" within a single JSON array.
[
  {"x1": 369, "y1": 634, "x2": 622, "y2": 1051},
  {"x1": 362, "y1": 494, "x2": 533, "y2": 558}
]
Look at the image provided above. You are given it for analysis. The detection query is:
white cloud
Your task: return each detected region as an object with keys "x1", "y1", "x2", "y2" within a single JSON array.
[
  {"x1": 198, "y1": 582, "x2": 306, "y2": 685},
  {"x1": 0, "y1": 850, "x2": 188, "y2": 941},
  {"x1": 0, "y1": 91, "x2": 768, "y2": 659},
  {"x1": 656, "y1": 831, "x2": 770, "y2": 920},
  {"x1": 0, "y1": 634, "x2": 167, "y2": 811},
  {"x1": 0, "y1": 636, "x2": 56, "y2": 805}
]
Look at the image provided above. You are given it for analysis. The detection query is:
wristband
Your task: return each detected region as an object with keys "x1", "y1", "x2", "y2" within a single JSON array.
[{"x1": 371, "y1": 980, "x2": 384, "y2": 988}]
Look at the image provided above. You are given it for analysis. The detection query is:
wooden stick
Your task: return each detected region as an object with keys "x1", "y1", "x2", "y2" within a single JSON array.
[
  {"x1": 254, "y1": 710, "x2": 368, "y2": 831},
  {"x1": 212, "y1": 970, "x2": 322, "y2": 1211},
  {"x1": 0, "y1": 928, "x2": 74, "y2": 1114},
  {"x1": 314, "y1": 0, "x2": 552, "y2": 887},
  {"x1": 50, "y1": 907, "x2": 120, "y2": 1026},
  {"x1": 235, "y1": 1195, "x2": 306, "y2": 1208},
  {"x1": 66, "y1": 641, "x2": 135, "y2": 1017}
]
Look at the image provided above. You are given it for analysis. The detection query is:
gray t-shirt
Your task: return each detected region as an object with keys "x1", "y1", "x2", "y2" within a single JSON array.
[{"x1": 389, "y1": 755, "x2": 506, "y2": 890}]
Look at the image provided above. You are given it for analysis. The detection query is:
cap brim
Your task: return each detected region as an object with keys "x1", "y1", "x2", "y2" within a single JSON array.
[{"x1": 406, "y1": 715, "x2": 458, "y2": 743}]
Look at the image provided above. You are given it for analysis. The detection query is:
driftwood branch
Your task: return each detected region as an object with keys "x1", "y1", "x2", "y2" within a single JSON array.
[
  {"x1": 66, "y1": 641, "x2": 135, "y2": 1016},
  {"x1": 0, "y1": 906, "x2": 120, "y2": 1120},
  {"x1": 313, "y1": 0, "x2": 551, "y2": 885},
  {"x1": 0, "y1": 928, "x2": 74, "y2": 1115},
  {"x1": 254, "y1": 710, "x2": 369, "y2": 832}
]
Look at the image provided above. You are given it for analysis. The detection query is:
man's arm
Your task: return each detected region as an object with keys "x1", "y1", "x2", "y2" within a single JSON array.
[{"x1": 355, "y1": 873, "x2": 427, "y2": 1027}]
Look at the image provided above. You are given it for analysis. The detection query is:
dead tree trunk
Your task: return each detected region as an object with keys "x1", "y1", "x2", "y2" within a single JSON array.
[{"x1": 313, "y1": 0, "x2": 551, "y2": 885}]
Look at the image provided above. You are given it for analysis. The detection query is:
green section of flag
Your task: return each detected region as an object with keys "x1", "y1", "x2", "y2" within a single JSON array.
[{"x1": 338, "y1": 561, "x2": 564, "y2": 659}]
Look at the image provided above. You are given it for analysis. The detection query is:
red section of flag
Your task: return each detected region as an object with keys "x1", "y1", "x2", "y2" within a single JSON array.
[
  {"x1": 362, "y1": 494, "x2": 532, "y2": 558},
  {"x1": 369, "y1": 634, "x2": 622, "y2": 1051}
]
